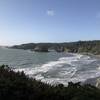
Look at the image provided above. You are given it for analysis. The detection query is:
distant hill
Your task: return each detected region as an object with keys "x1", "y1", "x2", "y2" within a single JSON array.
[{"x1": 10, "y1": 40, "x2": 100, "y2": 54}]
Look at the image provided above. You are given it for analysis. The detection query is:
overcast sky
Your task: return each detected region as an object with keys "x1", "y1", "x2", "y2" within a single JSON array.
[{"x1": 0, "y1": 0, "x2": 99, "y2": 45}]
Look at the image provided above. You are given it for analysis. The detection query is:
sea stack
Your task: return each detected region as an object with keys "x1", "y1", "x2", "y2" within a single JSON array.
[{"x1": 34, "y1": 46, "x2": 49, "y2": 52}]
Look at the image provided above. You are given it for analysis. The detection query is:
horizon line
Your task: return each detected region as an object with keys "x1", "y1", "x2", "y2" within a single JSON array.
[{"x1": 1, "y1": 39, "x2": 100, "y2": 47}]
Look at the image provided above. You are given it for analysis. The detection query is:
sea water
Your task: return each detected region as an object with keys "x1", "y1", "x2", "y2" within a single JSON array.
[{"x1": 0, "y1": 47, "x2": 100, "y2": 85}]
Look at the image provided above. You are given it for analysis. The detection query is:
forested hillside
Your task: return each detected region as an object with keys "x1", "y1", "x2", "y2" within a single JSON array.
[{"x1": 11, "y1": 40, "x2": 100, "y2": 54}]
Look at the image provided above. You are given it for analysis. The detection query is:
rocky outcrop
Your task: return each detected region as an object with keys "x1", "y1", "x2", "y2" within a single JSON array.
[
  {"x1": 10, "y1": 40, "x2": 100, "y2": 54},
  {"x1": 55, "y1": 47, "x2": 65, "y2": 52},
  {"x1": 34, "y1": 46, "x2": 49, "y2": 52},
  {"x1": 96, "y1": 78, "x2": 100, "y2": 88}
]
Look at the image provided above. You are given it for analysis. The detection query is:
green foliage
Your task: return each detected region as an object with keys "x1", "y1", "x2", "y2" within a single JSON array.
[
  {"x1": 10, "y1": 40, "x2": 100, "y2": 54},
  {"x1": 0, "y1": 65, "x2": 100, "y2": 100}
]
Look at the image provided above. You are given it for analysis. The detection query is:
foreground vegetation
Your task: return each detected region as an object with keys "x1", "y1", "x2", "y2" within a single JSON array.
[
  {"x1": 0, "y1": 65, "x2": 100, "y2": 100},
  {"x1": 11, "y1": 40, "x2": 100, "y2": 54}
]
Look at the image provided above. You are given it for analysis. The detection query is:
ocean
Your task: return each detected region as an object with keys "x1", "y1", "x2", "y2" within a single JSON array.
[{"x1": 0, "y1": 47, "x2": 100, "y2": 85}]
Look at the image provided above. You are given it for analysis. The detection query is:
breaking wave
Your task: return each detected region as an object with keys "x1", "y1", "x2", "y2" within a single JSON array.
[{"x1": 15, "y1": 53, "x2": 100, "y2": 85}]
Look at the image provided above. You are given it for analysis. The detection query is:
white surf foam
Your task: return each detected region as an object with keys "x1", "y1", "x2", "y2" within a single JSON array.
[
  {"x1": 14, "y1": 53, "x2": 99, "y2": 85},
  {"x1": 98, "y1": 65, "x2": 100, "y2": 70},
  {"x1": 70, "y1": 70, "x2": 100, "y2": 83}
]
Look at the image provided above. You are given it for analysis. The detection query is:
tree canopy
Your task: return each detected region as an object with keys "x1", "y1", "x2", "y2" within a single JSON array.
[{"x1": 0, "y1": 65, "x2": 100, "y2": 100}]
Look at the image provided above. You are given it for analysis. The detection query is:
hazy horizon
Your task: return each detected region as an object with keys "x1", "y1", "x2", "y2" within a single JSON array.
[
  {"x1": 0, "y1": 0, "x2": 99, "y2": 45},
  {"x1": 1, "y1": 40, "x2": 100, "y2": 47}
]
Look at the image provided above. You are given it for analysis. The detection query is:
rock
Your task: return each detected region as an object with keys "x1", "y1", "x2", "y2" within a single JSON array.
[
  {"x1": 55, "y1": 47, "x2": 65, "y2": 52},
  {"x1": 34, "y1": 46, "x2": 49, "y2": 52},
  {"x1": 96, "y1": 78, "x2": 100, "y2": 88}
]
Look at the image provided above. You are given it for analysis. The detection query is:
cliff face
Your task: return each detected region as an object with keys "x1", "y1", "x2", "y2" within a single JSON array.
[{"x1": 10, "y1": 40, "x2": 100, "y2": 54}]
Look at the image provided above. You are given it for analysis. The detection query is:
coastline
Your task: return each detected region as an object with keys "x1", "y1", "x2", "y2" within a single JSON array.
[
  {"x1": 2, "y1": 48, "x2": 100, "y2": 87},
  {"x1": 77, "y1": 52, "x2": 100, "y2": 87}
]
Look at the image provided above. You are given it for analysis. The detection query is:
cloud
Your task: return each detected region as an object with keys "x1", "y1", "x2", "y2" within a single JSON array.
[{"x1": 47, "y1": 10, "x2": 55, "y2": 16}]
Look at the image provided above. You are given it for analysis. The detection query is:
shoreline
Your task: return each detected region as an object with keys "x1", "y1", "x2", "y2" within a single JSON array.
[
  {"x1": 2, "y1": 48, "x2": 100, "y2": 87},
  {"x1": 74, "y1": 52, "x2": 100, "y2": 87},
  {"x1": 83, "y1": 77, "x2": 99, "y2": 86},
  {"x1": 83, "y1": 53, "x2": 100, "y2": 88}
]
